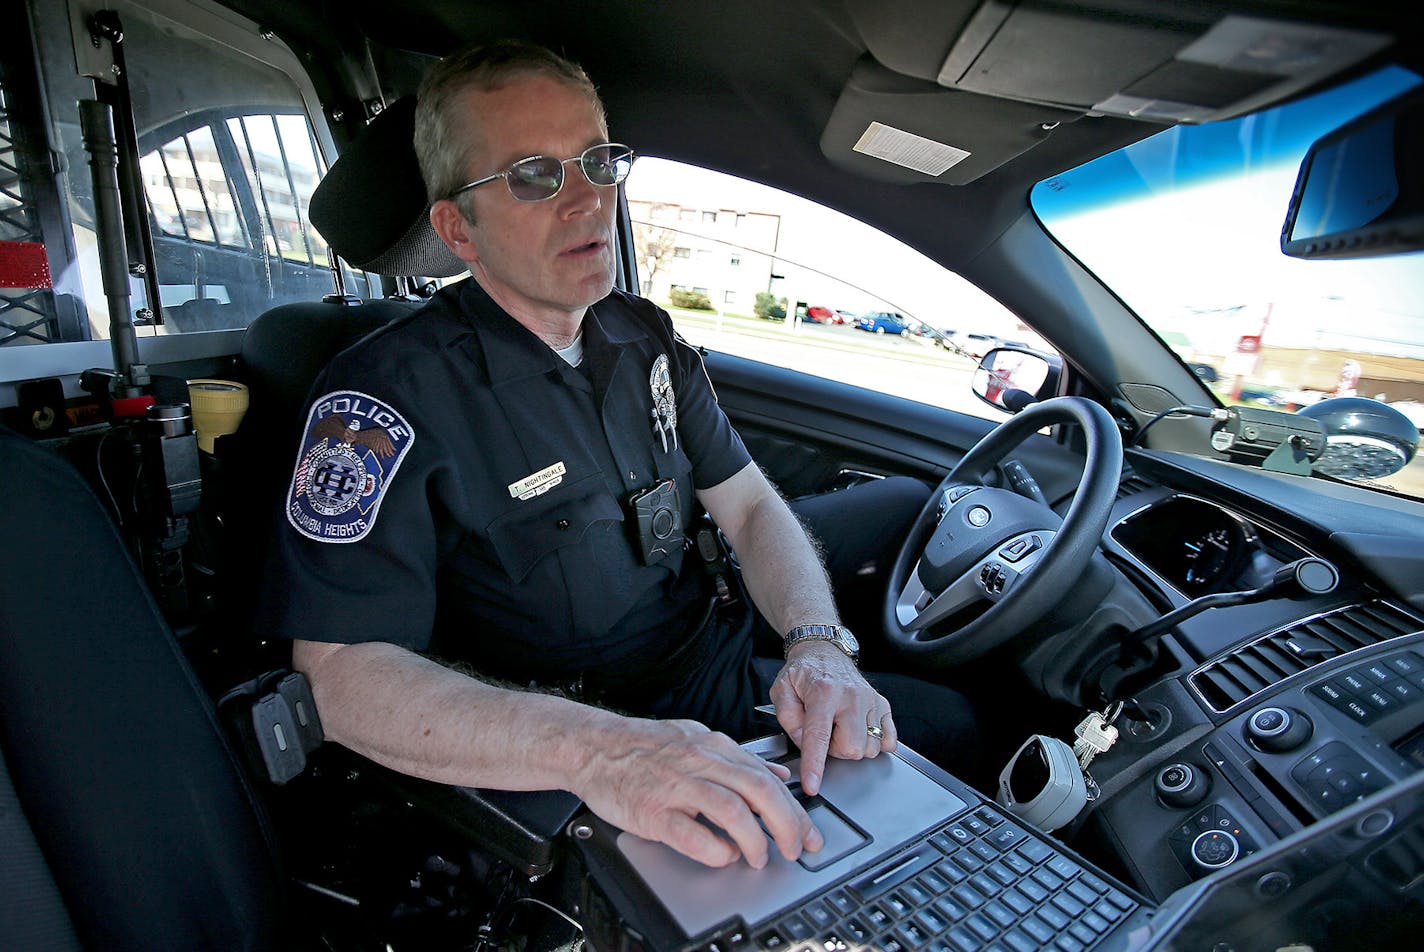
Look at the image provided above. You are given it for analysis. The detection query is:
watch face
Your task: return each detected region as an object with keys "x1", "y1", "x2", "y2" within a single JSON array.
[{"x1": 838, "y1": 627, "x2": 860, "y2": 653}]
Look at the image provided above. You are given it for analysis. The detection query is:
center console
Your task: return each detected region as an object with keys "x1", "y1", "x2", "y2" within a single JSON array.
[{"x1": 1084, "y1": 629, "x2": 1424, "y2": 900}]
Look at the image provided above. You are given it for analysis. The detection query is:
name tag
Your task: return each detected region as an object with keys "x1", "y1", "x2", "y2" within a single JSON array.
[{"x1": 508, "y1": 461, "x2": 566, "y2": 500}]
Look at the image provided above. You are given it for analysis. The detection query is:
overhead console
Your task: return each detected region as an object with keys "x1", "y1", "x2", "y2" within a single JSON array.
[
  {"x1": 827, "y1": 1, "x2": 1393, "y2": 186},
  {"x1": 851, "y1": 0, "x2": 1393, "y2": 123}
]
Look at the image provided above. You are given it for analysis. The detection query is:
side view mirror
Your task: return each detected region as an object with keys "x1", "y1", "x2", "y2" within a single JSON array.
[{"x1": 972, "y1": 347, "x2": 1062, "y2": 413}]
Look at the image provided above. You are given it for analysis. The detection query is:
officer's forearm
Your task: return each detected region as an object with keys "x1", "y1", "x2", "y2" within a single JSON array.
[
  {"x1": 292, "y1": 639, "x2": 623, "y2": 792},
  {"x1": 726, "y1": 491, "x2": 839, "y2": 636}
]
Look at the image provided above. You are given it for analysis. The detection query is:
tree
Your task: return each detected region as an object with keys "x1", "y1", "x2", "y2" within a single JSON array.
[
  {"x1": 632, "y1": 221, "x2": 678, "y2": 296},
  {"x1": 754, "y1": 291, "x2": 786, "y2": 320}
]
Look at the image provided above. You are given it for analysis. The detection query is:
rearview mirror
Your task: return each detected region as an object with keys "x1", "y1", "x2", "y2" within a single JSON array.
[
  {"x1": 1281, "y1": 87, "x2": 1424, "y2": 259},
  {"x1": 972, "y1": 347, "x2": 1061, "y2": 412}
]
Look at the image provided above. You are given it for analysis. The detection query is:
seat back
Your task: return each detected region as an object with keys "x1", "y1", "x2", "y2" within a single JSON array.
[
  {"x1": 0, "y1": 425, "x2": 280, "y2": 951},
  {"x1": 210, "y1": 298, "x2": 417, "y2": 644},
  {"x1": 234, "y1": 299, "x2": 418, "y2": 456}
]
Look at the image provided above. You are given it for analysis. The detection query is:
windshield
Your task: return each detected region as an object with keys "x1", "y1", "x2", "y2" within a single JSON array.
[{"x1": 1034, "y1": 66, "x2": 1424, "y2": 502}]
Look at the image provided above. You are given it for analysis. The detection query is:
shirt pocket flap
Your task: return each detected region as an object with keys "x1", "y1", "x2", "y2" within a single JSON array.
[{"x1": 486, "y1": 475, "x2": 624, "y2": 582}]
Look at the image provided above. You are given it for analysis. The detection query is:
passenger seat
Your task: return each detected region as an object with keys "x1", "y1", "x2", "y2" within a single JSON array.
[{"x1": 0, "y1": 424, "x2": 281, "y2": 951}]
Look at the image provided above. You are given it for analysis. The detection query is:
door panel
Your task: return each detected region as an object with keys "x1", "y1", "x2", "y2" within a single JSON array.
[{"x1": 702, "y1": 350, "x2": 1090, "y2": 505}]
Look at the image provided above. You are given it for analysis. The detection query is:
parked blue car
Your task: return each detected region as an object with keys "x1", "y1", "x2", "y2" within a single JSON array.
[{"x1": 855, "y1": 311, "x2": 910, "y2": 335}]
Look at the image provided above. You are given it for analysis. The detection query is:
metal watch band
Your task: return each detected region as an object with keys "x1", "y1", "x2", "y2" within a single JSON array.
[{"x1": 782, "y1": 624, "x2": 858, "y2": 661}]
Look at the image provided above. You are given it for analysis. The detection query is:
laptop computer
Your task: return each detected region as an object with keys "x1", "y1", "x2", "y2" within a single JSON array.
[{"x1": 568, "y1": 734, "x2": 1424, "y2": 951}]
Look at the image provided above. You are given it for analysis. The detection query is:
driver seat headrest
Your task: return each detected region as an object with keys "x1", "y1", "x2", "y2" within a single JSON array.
[{"x1": 308, "y1": 96, "x2": 465, "y2": 278}]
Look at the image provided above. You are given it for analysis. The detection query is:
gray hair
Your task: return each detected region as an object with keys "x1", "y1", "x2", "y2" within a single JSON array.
[{"x1": 414, "y1": 40, "x2": 607, "y2": 218}]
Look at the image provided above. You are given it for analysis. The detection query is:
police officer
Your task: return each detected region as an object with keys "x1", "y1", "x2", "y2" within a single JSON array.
[{"x1": 268, "y1": 41, "x2": 974, "y2": 871}]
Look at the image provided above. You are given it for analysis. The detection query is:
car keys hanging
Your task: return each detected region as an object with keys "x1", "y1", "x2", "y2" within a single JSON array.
[{"x1": 1073, "y1": 700, "x2": 1123, "y2": 770}]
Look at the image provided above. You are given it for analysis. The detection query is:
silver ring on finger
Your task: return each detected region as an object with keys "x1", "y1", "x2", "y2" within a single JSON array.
[{"x1": 866, "y1": 723, "x2": 885, "y2": 739}]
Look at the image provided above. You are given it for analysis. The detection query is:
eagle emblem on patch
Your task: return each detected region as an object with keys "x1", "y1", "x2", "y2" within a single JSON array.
[
  {"x1": 649, "y1": 353, "x2": 678, "y2": 452},
  {"x1": 286, "y1": 390, "x2": 414, "y2": 543}
]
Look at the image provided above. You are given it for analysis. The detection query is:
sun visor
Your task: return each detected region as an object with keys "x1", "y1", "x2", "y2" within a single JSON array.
[
  {"x1": 820, "y1": 58, "x2": 1082, "y2": 185},
  {"x1": 936, "y1": 3, "x2": 1392, "y2": 123}
]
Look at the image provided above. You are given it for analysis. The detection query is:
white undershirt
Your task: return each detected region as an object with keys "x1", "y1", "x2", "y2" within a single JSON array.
[{"x1": 553, "y1": 330, "x2": 585, "y2": 367}]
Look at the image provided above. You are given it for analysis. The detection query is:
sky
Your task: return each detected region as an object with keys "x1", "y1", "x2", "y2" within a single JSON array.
[{"x1": 1039, "y1": 153, "x2": 1424, "y2": 361}]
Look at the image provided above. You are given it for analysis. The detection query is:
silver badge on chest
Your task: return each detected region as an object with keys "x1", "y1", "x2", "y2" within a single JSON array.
[{"x1": 649, "y1": 353, "x2": 678, "y2": 453}]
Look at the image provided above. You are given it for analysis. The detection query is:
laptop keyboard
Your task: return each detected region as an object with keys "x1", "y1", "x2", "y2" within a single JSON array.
[{"x1": 752, "y1": 805, "x2": 1140, "y2": 952}]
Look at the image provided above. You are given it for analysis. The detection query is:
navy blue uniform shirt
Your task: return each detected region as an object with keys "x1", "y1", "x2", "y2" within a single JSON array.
[{"x1": 266, "y1": 279, "x2": 751, "y2": 691}]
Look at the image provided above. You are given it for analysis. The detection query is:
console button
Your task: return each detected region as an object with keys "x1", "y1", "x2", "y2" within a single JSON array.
[
  {"x1": 1155, "y1": 762, "x2": 1209, "y2": 808},
  {"x1": 1387, "y1": 680, "x2": 1421, "y2": 704},
  {"x1": 1312, "y1": 681, "x2": 1349, "y2": 704},
  {"x1": 1364, "y1": 662, "x2": 1395, "y2": 684},
  {"x1": 1341, "y1": 698, "x2": 1376, "y2": 723},
  {"x1": 1246, "y1": 707, "x2": 1313, "y2": 752},
  {"x1": 1191, "y1": 830, "x2": 1240, "y2": 869},
  {"x1": 1341, "y1": 671, "x2": 1371, "y2": 693},
  {"x1": 1292, "y1": 742, "x2": 1390, "y2": 814},
  {"x1": 1386, "y1": 653, "x2": 1424, "y2": 677},
  {"x1": 1253, "y1": 709, "x2": 1285, "y2": 733},
  {"x1": 1362, "y1": 688, "x2": 1398, "y2": 712}
]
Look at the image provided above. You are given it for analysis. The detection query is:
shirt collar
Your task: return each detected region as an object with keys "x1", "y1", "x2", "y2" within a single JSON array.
[{"x1": 456, "y1": 280, "x2": 649, "y2": 385}]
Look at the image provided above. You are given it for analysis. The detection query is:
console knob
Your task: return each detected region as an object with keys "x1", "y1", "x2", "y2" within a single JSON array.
[
  {"x1": 1155, "y1": 762, "x2": 1210, "y2": 809},
  {"x1": 1246, "y1": 706, "x2": 1313, "y2": 752},
  {"x1": 1190, "y1": 829, "x2": 1241, "y2": 870}
]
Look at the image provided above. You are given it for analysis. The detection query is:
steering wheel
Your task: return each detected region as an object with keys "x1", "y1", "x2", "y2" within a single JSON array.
[{"x1": 882, "y1": 397, "x2": 1122, "y2": 666}]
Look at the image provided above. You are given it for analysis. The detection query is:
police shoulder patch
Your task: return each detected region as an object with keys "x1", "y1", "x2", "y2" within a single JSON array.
[{"x1": 286, "y1": 390, "x2": 415, "y2": 543}]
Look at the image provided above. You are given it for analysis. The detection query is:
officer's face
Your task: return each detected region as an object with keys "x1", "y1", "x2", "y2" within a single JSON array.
[{"x1": 434, "y1": 76, "x2": 618, "y2": 322}]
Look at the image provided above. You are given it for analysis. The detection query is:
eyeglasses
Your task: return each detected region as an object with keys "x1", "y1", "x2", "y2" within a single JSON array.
[{"x1": 449, "y1": 143, "x2": 635, "y2": 203}]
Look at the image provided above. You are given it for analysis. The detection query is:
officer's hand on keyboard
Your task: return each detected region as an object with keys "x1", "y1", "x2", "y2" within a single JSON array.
[
  {"x1": 771, "y1": 642, "x2": 897, "y2": 797},
  {"x1": 572, "y1": 716, "x2": 824, "y2": 869}
]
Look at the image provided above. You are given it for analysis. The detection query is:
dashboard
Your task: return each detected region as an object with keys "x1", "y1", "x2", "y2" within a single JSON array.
[{"x1": 1073, "y1": 451, "x2": 1424, "y2": 915}]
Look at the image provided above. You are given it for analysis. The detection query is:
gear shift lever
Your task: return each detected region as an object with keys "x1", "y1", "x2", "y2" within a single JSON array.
[
  {"x1": 1099, "y1": 558, "x2": 1338, "y2": 701},
  {"x1": 1128, "y1": 558, "x2": 1338, "y2": 647}
]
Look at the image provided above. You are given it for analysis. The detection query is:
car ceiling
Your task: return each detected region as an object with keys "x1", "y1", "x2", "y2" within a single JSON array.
[{"x1": 221, "y1": 0, "x2": 1418, "y2": 279}]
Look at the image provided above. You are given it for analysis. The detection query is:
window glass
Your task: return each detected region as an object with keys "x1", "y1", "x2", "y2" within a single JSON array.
[
  {"x1": 625, "y1": 158, "x2": 1047, "y2": 421},
  {"x1": 1034, "y1": 67, "x2": 1424, "y2": 501},
  {"x1": 18, "y1": 0, "x2": 367, "y2": 346}
]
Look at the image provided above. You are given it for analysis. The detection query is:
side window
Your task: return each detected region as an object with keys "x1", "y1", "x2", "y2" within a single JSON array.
[{"x1": 624, "y1": 159, "x2": 1057, "y2": 422}]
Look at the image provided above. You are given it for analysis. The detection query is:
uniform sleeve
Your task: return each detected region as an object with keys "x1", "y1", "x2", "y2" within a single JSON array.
[
  {"x1": 254, "y1": 362, "x2": 442, "y2": 651},
  {"x1": 669, "y1": 324, "x2": 752, "y2": 490}
]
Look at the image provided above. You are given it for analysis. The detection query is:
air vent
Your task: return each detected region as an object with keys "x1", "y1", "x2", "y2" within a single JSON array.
[
  {"x1": 1116, "y1": 474, "x2": 1153, "y2": 500},
  {"x1": 1190, "y1": 601, "x2": 1423, "y2": 714}
]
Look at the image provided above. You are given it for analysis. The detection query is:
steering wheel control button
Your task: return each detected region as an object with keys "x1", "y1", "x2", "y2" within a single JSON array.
[
  {"x1": 999, "y1": 534, "x2": 1043, "y2": 563},
  {"x1": 966, "y1": 505, "x2": 991, "y2": 527},
  {"x1": 1289, "y1": 741, "x2": 1389, "y2": 814},
  {"x1": 979, "y1": 562, "x2": 1008, "y2": 595},
  {"x1": 1191, "y1": 830, "x2": 1240, "y2": 870},
  {"x1": 1155, "y1": 762, "x2": 1209, "y2": 809},
  {"x1": 947, "y1": 485, "x2": 979, "y2": 503},
  {"x1": 1246, "y1": 706, "x2": 1312, "y2": 752}
]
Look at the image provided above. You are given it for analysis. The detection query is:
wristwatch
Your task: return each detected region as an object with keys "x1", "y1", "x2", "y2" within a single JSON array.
[{"x1": 783, "y1": 624, "x2": 859, "y2": 662}]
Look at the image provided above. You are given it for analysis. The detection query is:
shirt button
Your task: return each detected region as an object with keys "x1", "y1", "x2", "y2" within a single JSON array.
[{"x1": 556, "y1": 519, "x2": 571, "y2": 530}]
